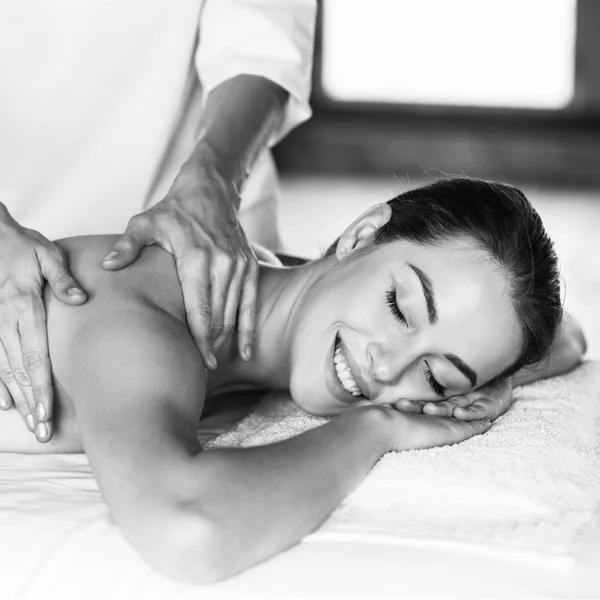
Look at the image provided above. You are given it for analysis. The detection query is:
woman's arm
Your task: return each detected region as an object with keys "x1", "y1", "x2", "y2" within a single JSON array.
[
  {"x1": 66, "y1": 299, "x2": 488, "y2": 584},
  {"x1": 511, "y1": 311, "x2": 587, "y2": 387},
  {"x1": 67, "y1": 306, "x2": 390, "y2": 583}
]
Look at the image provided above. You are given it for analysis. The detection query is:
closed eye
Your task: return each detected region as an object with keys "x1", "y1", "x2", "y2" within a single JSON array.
[
  {"x1": 386, "y1": 286, "x2": 408, "y2": 326},
  {"x1": 424, "y1": 361, "x2": 446, "y2": 398}
]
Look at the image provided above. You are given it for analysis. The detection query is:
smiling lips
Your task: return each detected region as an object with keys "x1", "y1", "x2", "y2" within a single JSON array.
[{"x1": 333, "y1": 337, "x2": 363, "y2": 396}]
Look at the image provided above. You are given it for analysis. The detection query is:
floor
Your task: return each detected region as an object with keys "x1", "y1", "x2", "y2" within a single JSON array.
[{"x1": 278, "y1": 175, "x2": 600, "y2": 359}]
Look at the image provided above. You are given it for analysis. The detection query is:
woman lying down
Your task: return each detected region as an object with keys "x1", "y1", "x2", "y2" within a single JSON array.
[{"x1": 0, "y1": 177, "x2": 586, "y2": 583}]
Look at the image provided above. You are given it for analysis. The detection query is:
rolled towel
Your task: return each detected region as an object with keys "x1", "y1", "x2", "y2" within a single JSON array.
[{"x1": 206, "y1": 361, "x2": 600, "y2": 558}]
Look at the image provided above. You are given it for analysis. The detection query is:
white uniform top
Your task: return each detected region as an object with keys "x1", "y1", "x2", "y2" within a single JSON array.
[{"x1": 0, "y1": 0, "x2": 315, "y2": 245}]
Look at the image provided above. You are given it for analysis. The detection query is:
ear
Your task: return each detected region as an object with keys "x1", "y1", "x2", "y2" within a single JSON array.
[{"x1": 335, "y1": 203, "x2": 392, "y2": 259}]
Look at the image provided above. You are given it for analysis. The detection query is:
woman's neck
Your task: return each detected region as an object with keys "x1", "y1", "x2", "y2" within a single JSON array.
[{"x1": 208, "y1": 257, "x2": 334, "y2": 395}]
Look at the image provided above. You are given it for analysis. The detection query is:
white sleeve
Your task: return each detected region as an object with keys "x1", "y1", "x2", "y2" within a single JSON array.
[{"x1": 196, "y1": 0, "x2": 317, "y2": 147}]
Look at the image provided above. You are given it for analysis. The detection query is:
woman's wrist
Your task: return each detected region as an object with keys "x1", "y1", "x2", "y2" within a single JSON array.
[{"x1": 346, "y1": 405, "x2": 396, "y2": 457}]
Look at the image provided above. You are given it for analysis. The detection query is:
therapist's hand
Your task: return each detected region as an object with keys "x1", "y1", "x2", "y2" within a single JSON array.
[
  {"x1": 0, "y1": 203, "x2": 87, "y2": 441},
  {"x1": 393, "y1": 378, "x2": 513, "y2": 422},
  {"x1": 101, "y1": 161, "x2": 258, "y2": 370}
]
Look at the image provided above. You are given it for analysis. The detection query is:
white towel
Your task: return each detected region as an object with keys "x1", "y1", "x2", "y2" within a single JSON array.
[{"x1": 207, "y1": 361, "x2": 600, "y2": 559}]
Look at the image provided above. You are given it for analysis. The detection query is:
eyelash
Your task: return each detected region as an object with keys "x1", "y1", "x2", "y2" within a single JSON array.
[
  {"x1": 386, "y1": 287, "x2": 444, "y2": 398},
  {"x1": 424, "y1": 362, "x2": 445, "y2": 398},
  {"x1": 385, "y1": 286, "x2": 408, "y2": 326}
]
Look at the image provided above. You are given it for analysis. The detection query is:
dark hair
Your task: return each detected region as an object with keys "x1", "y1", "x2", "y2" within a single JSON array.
[{"x1": 325, "y1": 177, "x2": 562, "y2": 378}]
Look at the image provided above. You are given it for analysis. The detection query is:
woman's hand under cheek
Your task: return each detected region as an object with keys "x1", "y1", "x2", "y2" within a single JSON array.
[
  {"x1": 393, "y1": 378, "x2": 513, "y2": 422},
  {"x1": 363, "y1": 404, "x2": 491, "y2": 453}
]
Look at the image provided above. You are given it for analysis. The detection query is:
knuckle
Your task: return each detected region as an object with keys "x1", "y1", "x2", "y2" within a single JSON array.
[
  {"x1": 128, "y1": 212, "x2": 153, "y2": 229},
  {"x1": 210, "y1": 323, "x2": 223, "y2": 337},
  {"x1": 181, "y1": 247, "x2": 208, "y2": 266},
  {"x1": 115, "y1": 236, "x2": 137, "y2": 251},
  {"x1": 47, "y1": 245, "x2": 67, "y2": 263},
  {"x1": 52, "y1": 273, "x2": 76, "y2": 290},
  {"x1": 0, "y1": 365, "x2": 15, "y2": 382},
  {"x1": 23, "y1": 351, "x2": 42, "y2": 369},
  {"x1": 15, "y1": 398, "x2": 29, "y2": 411},
  {"x1": 14, "y1": 368, "x2": 31, "y2": 386},
  {"x1": 32, "y1": 383, "x2": 52, "y2": 398},
  {"x1": 222, "y1": 318, "x2": 236, "y2": 331},
  {"x1": 241, "y1": 304, "x2": 257, "y2": 320},
  {"x1": 189, "y1": 304, "x2": 212, "y2": 321}
]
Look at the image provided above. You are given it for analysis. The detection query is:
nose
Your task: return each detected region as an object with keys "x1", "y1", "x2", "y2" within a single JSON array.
[{"x1": 366, "y1": 341, "x2": 407, "y2": 386}]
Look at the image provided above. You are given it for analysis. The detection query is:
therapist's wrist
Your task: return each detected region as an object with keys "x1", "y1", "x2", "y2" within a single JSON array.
[
  {"x1": 189, "y1": 138, "x2": 246, "y2": 194},
  {"x1": 172, "y1": 148, "x2": 241, "y2": 212}
]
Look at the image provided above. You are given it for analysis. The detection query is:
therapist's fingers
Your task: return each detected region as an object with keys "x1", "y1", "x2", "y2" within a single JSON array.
[
  {"x1": 206, "y1": 246, "x2": 236, "y2": 347},
  {"x1": 0, "y1": 378, "x2": 11, "y2": 411},
  {"x1": 213, "y1": 253, "x2": 245, "y2": 353},
  {"x1": 236, "y1": 251, "x2": 258, "y2": 362},
  {"x1": 102, "y1": 214, "x2": 152, "y2": 270},
  {"x1": 17, "y1": 300, "x2": 54, "y2": 440},
  {"x1": 38, "y1": 243, "x2": 87, "y2": 305},
  {"x1": 177, "y1": 250, "x2": 217, "y2": 370},
  {"x1": 0, "y1": 332, "x2": 36, "y2": 432}
]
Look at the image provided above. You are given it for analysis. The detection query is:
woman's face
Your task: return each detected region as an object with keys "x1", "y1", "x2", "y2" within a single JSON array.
[{"x1": 289, "y1": 236, "x2": 522, "y2": 416}]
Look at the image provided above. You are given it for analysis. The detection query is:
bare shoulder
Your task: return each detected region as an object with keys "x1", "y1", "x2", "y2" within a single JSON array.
[
  {"x1": 53, "y1": 235, "x2": 187, "y2": 322},
  {"x1": 25, "y1": 236, "x2": 204, "y2": 453}
]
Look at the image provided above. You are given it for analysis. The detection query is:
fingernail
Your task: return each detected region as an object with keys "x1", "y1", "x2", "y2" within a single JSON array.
[
  {"x1": 0, "y1": 396, "x2": 9, "y2": 410},
  {"x1": 207, "y1": 351, "x2": 217, "y2": 368},
  {"x1": 103, "y1": 251, "x2": 119, "y2": 262},
  {"x1": 37, "y1": 403, "x2": 46, "y2": 421},
  {"x1": 67, "y1": 287, "x2": 84, "y2": 296},
  {"x1": 26, "y1": 413, "x2": 35, "y2": 432},
  {"x1": 243, "y1": 345, "x2": 252, "y2": 360},
  {"x1": 36, "y1": 422, "x2": 48, "y2": 439}
]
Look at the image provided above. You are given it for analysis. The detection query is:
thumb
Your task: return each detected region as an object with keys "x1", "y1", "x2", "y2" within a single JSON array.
[
  {"x1": 39, "y1": 247, "x2": 87, "y2": 305},
  {"x1": 102, "y1": 232, "x2": 146, "y2": 270}
]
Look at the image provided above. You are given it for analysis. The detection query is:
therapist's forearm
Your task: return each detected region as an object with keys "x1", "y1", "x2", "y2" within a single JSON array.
[{"x1": 188, "y1": 74, "x2": 289, "y2": 196}]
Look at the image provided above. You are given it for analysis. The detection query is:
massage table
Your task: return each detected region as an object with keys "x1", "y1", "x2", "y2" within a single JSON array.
[{"x1": 1, "y1": 362, "x2": 599, "y2": 599}]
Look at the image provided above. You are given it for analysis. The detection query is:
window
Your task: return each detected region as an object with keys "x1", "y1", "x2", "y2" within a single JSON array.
[{"x1": 321, "y1": 0, "x2": 577, "y2": 110}]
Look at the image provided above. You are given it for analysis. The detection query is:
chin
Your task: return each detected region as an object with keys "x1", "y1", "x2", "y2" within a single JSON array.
[{"x1": 290, "y1": 384, "x2": 345, "y2": 418}]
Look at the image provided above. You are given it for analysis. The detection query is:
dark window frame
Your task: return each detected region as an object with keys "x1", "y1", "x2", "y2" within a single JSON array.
[{"x1": 275, "y1": 0, "x2": 600, "y2": 186}]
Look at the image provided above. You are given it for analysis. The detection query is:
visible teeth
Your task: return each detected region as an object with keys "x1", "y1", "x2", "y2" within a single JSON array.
[
  {"x1": 333, "y1": 338, "x2": 361, "y2": 395},
  {"x1": 338, "y1": 370, "x2": 352, "y2": 382}
]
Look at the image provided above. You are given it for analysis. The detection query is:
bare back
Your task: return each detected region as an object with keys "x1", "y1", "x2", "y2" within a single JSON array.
[{"x1": 0, "y1": 235, "x2": 191, "y2": 453}]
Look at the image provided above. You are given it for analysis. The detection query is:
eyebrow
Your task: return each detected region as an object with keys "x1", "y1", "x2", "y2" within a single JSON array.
[
  {"x1": 405, "y1": 262, "x2": 478, "y2": 388},
  {"x1": 407, "y1": 262, "x2": 437, "y2": 324},
  {"x1": 444, "y1": 353, "x2": 478, "y2": 388}
]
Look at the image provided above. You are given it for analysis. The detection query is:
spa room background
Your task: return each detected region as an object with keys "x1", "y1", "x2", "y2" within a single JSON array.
[{"x1": 275, "y1": 0, "x2": 600, "y2": 362}]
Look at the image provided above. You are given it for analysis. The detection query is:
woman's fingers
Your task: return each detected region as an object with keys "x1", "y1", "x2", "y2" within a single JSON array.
[
  {"x1": 422, "y1": 400, "x2": 455, "y2": 417},
  {"x1": 446, "y1": 417, "x2": 492, "y2": 444},
  {"x1": 453, "y1": 403, "x2": 488, "y2": 421},
  {"x1": 389, "y1": 410, "x2": 492, "y2": 452},
  {"x1": 451, "y1": 381, "x2": 513, "y2": 422},
  {"x1": 395, "y1": 398, "x2": 426, "y2": 413}
]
